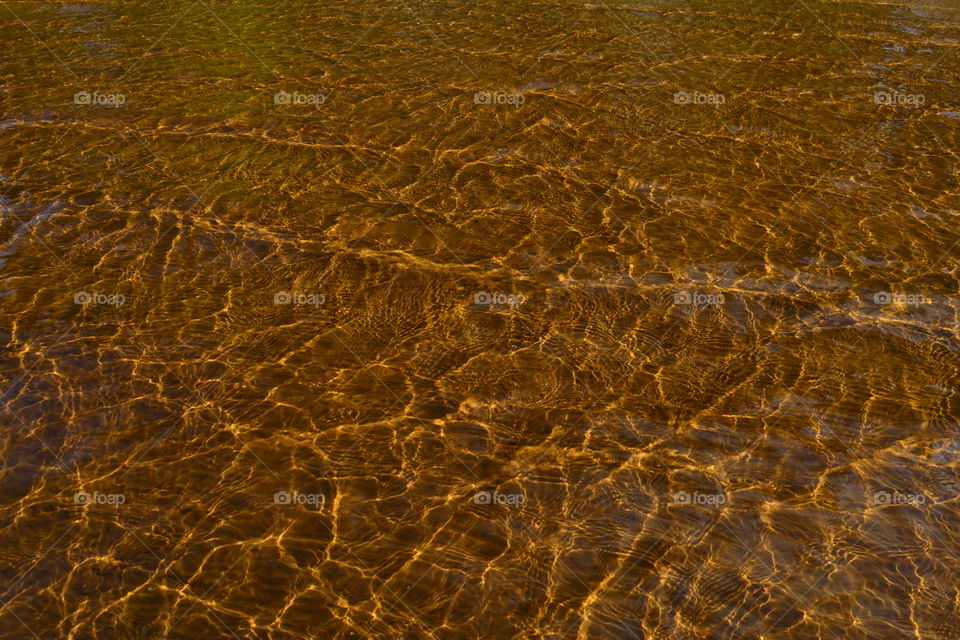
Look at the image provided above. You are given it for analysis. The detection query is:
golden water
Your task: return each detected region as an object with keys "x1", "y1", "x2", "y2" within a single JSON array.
[{"x1": 2, "y1": 0, "x2": 960, "y2": 638}]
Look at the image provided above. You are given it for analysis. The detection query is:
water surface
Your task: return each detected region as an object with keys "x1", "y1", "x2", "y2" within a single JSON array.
[{"x1": 2, "y1": 0, "x2": 960, "y2": 638}]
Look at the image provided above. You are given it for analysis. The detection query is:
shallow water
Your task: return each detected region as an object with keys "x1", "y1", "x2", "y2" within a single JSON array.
[{"x1": 2, "y1": 0, "x2": 960, "y2": 638}]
